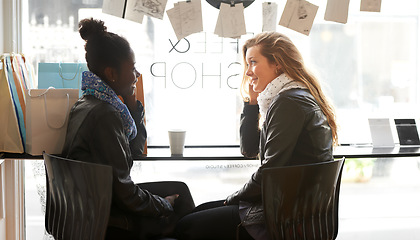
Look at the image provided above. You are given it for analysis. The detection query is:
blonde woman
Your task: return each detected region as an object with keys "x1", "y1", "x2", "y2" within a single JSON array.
[{"x1": 176, "y1": 32, "x2": 337, "y2": 240}]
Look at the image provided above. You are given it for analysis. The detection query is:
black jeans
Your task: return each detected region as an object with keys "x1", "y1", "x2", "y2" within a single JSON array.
[
  {"x1": 106, "y1": 181, "x2": 195, "y2": 240},
  {"x1": 175, "y1": 200, "x2": 254, "y2": 240}
]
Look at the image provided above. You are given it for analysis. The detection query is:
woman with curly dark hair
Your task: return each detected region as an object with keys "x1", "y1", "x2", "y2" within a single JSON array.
[{"x1": 61, "y1": 18, "x2": 194, "y2": 239}]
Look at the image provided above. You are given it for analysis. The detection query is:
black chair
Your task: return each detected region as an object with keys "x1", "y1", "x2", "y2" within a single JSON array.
[
  {"x1": 44, "y1": 153, "x2": 113, "y2": 240},
  {"x1": 44, "y1": 153, "x2": 179, "y2": 240},
  {"x1": 262, "y1": 158, "x2": 345, "y2": 240}
]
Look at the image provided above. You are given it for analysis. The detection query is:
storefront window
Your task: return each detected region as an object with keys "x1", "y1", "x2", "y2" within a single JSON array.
[
  {"x1": 22, "y1": 0, "x2": 420, "y2": 146},
  {"x1": 19, "y1": 1, "x2": 420, "y2": 239}
]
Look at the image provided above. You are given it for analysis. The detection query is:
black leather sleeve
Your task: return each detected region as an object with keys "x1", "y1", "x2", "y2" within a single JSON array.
[
  {"x1": 239, "y1": 102, "x2": 260, "y2": 158},
  {"x1": 90, "y1": 106, "x2": 173, "y2": 217},
  {"x1": 129, "y1": 100, "x2": 147, "y2": 159},
  {"x1": 227, "y1": 96, "x2": 306, "y2": 205}
]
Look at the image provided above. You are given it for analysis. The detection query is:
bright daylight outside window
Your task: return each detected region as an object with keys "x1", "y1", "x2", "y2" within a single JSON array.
[
  {"x1": 20, "y1": 1, "x2": 420, "y2": 240},
  {"x1": 22, "y1": 0, "x2": 419, "y2": 146}
]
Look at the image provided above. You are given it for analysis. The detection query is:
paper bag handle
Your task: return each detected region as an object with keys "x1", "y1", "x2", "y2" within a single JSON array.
[
  {"x1": 28, "y1": 88, "x2": 71, "y2": 129},
  {"x1": 58, "y1": 62, "x2": 82, "y2": 81},
  {"x1": 58, "y1": 62, "x2": 82, "y2": 90}
]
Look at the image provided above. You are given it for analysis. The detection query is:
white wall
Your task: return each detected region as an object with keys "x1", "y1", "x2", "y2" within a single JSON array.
[
  {"x1": 1, "y1": 0, "x2": 22, "y2": 53},
  {"x1": 0, "y1": 161, "x2": 6, "y2": 240},
  {"x1": 1, "y1": 1, "x2": 25, "y2": 239},
  {"x1": 0, "y1": 160, "x2": 25, "y2": 240},
  {"x1": 0, "y1": 1, "x2": 6, "y2": 238},
  {"x1": 0, "y1": 0, "x2": 4, "y2": 54}
]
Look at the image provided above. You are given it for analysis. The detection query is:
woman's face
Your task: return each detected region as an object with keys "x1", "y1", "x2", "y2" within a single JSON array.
[
  {"x1": 245, "y1": 45, "x2": 280, "y2": 93},
  {"x1": 112, "y1": 51, "x2": 141, "y2": 97}
]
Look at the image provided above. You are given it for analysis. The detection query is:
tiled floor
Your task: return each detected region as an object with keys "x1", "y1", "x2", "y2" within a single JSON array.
[{"x1": 25, "y1": 157, "x2": 420, "y2": 239}]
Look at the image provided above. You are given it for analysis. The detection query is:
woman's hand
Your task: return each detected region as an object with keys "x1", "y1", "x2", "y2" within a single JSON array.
[
  {"x1": 165, "y1": 194, "x2": 179, "y2": 207},
  {"x1": 224, "y1": 193, "x2": 238, "y2": 205},
  {"x1": 121, "y1": 85, "x2": 138, "y2": 111},
  {"x1": 248, "y1": 83, "x2": 259, "y2": 105}
]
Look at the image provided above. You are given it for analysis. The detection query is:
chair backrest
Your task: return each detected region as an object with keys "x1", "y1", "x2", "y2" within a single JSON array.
[
  {"x1": 262, "y1": 158, "x2": 345, "y2": 240},
  {"x1": 43, "y1": 153, "x2": 113, "y2": 240}
]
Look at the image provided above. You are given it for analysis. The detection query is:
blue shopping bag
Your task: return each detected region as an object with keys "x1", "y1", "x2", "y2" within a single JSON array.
[{"x1": 38, "y1": 63, "x2": 88, "y2": 96}]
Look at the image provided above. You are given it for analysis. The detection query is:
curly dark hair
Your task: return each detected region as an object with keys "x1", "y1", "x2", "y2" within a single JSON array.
[{"x1": 78, "y1": 18, "x2": 132, "y2": 80}]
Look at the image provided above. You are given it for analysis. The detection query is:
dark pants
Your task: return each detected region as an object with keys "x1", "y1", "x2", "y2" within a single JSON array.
[
  {"x1": 138, "y1": 181, "x2": 195, "y2": 217},
  {"x1": 106, "y1": 181, "x2": 195, "y2": 240},
  {"x1": 175, "y1": 200, "x2": 254, "y2": 240}
]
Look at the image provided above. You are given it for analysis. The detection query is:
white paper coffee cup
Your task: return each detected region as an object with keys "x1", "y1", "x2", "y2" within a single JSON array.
[{"x1": 168, "y1": 130, "x2": 186, "y2": 155}]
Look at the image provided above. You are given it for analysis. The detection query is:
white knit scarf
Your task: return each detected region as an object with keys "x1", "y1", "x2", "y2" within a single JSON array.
[{"x1": 257, "y1": 73, "x2": 307, "y2": 124}]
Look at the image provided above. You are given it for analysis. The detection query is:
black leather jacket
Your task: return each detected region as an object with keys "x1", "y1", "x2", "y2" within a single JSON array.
[
  {"x1": 226, "y1": 88, "x2": 334, "y2": 205},
  {"x1": 62, "y1": 95, "x2": 173, "y2": 230}
]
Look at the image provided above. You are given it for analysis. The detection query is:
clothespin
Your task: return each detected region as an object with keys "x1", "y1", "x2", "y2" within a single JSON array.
[
  {"x1": 230, "y1": 0, "x2": 235, "y2": 7},
  {"x1": 186, "y1": 0, "x2": 191, "y2": 3}
]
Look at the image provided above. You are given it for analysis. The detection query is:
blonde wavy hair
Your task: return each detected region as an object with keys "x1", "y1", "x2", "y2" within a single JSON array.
[{"x1": 241, "y1": 32, "x2": 338, "y2": 146}]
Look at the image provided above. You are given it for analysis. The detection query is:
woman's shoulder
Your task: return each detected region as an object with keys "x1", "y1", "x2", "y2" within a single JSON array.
[
  {"x1": 278, "y1": 88, "x2": 312, "y2": 99},
  {"x1": 77, "y1": 95, "x2": 118, "y2": 112},
  {"x1": 269, "y1": 89, "x2": 320, "y2": 116},
  {"x1": 274, "y1": 88, "x2": 316, "y2": 106},
  {"x1": 73, "y1": 95, "x2": 121, "y2": 121}
]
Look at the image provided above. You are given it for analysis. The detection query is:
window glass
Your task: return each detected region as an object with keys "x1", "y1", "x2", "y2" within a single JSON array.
[
  {"x1": 22, "y1": 0, "x2": 420, "y2": 146},
  {"x1": 24, "y1": 158, "x2": 420, "y2": 239},
  {"x1": 20, "y1": 2, "x2": 420, "y2": 240}
]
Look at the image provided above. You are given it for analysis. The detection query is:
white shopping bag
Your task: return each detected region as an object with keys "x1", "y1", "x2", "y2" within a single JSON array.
[{"x1": 25, "y1": 88, "x2": 79, "y2": 155}]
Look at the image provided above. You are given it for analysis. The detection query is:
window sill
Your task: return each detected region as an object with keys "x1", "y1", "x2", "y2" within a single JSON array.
[
  {"x1": 139, "y1": 145, "x2": 256, "y2": 161},
  {"x1": 3, "y1": 145, "x2": 420, "y2": 161}
]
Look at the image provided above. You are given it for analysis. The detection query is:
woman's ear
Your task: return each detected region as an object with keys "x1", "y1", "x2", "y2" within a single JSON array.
[
  {"x1": 104, "y1": 66, "x2": 117, "y2": 83},
  {"x1": 275, "y1": 64, "x2": 283, "y2": 75}
]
